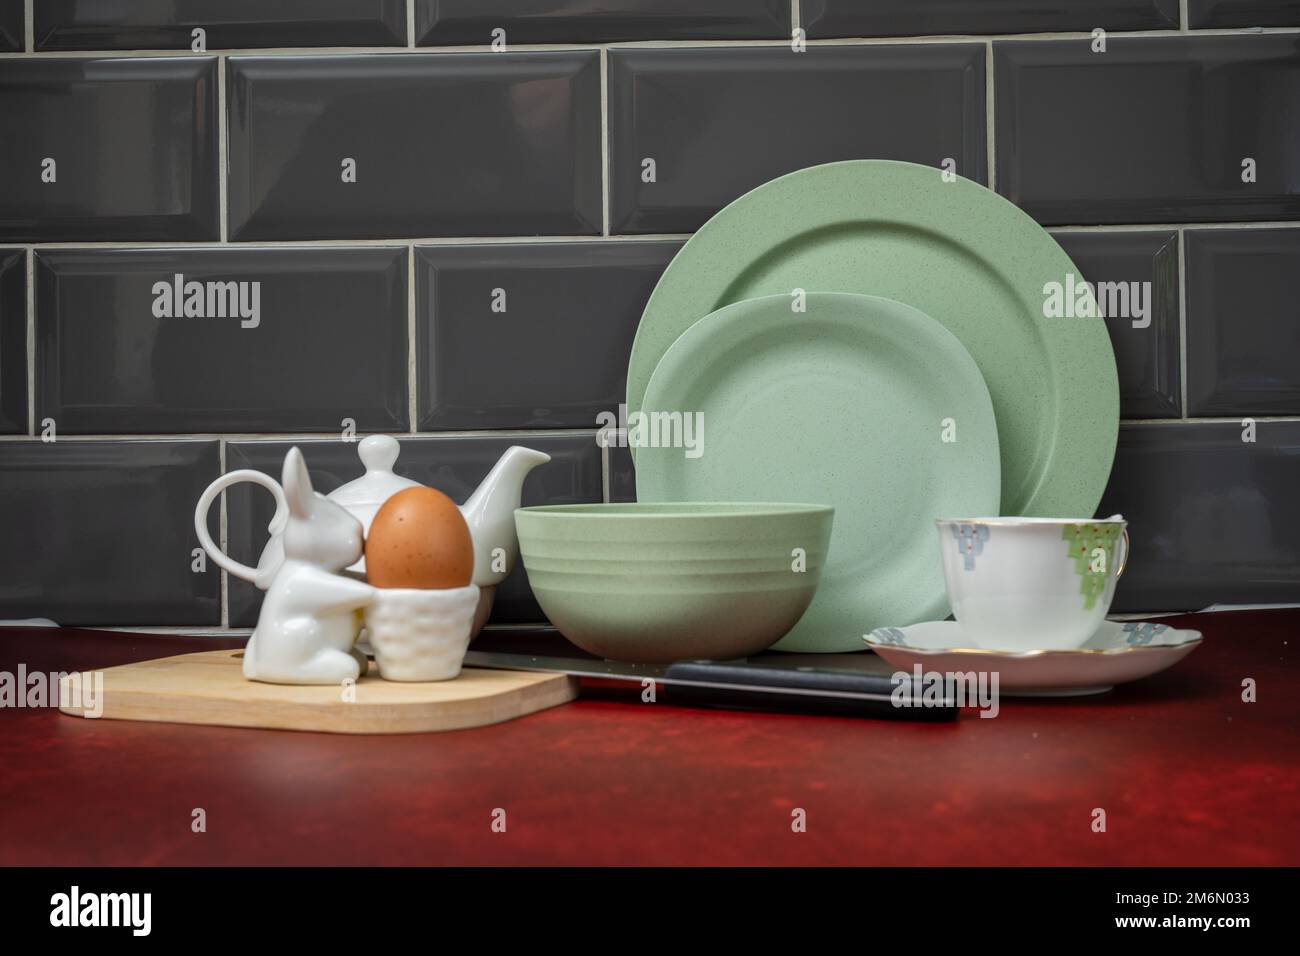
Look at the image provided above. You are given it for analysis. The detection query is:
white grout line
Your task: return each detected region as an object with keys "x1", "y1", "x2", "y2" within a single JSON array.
[
  {"x1": 600, "y1": 443, "x2": 611, "y2": 503},
  {"x1": 1178, "y1": 228, "x2": 1190, "y2": 418},
  {"x1": 24, "y1": 247, "x2": 33, "y2": 435},
  {"x1": 217, "y1": 56, "x2": 228, "y2": 242},
  {"x1": 792, "y1": 0, "x2": 801, "y2": 35},
  {"x1": 1047, "y1": 220, "x2": 1300, "y2": 233},
  {"x1": 1121, "y1": 416, "x2": 1300, "y2": 424},
  {"x1": 0, "y1": 223, "x2": 1288, "y2": 264},
  {"x1": 406, "y1": 0, "x2": 416, "y2": 48},
  {"x1": 6, "y1": 234, "x2": 694, "y2": 250},
  {"x1": 218, "y1": 438, "x2": 228, "y2": 628},
  {"x1": 0, "y1": 27, "x2": 1298, "y2": 60},
  {"x1": 407, "y1": 244, "x2": 417, "y2": 432},
  {"x1": 985, "y1": 41, "x2": 996, "y2": 191},
  {"x1": 1181, "y1": 0, "x2": 1191, "y2": 31},
  {"x1": 22, "y1": 0, "x2": 32, "y2": 51},
  {"x1": 0, "y1": 419, "x2": 1292, "y2": 446},
  {"x1": 0, "y1": 428, "x2": 602, "y2": 443},
  {"x1": 0, "y1": 222, "x2": 1292, "y2": 257},
  {"x1": 599, "y1": 46, "x2": 610, "y2": 237}
]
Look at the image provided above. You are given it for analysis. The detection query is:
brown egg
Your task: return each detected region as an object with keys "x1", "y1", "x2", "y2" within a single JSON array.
[{"x1": 365, "y1": 487, "x2": 474, "y2": 589}]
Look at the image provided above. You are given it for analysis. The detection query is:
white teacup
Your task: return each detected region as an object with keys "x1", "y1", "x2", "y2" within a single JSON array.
[{"x1": 936, "y1": 515, "x2": 1130, "y2": 652}]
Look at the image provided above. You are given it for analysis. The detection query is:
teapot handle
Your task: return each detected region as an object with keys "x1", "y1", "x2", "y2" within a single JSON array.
[{"x1": 194, "y1": 470, "x2": 288, "y2": 584}]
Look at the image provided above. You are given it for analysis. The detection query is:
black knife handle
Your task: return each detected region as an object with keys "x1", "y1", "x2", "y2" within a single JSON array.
[{"x1": 661, "y1": 662, "x2": 958, "y2": 721}]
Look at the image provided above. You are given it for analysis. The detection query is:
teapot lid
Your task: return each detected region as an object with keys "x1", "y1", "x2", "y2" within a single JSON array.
[{"x1": 328, "y1": 435, "x2": 420, "y2": 509}]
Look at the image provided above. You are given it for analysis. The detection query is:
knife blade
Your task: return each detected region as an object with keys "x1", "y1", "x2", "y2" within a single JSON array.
[{"x1": 461, "y1": 647, "x2": 958, "y2": 721}]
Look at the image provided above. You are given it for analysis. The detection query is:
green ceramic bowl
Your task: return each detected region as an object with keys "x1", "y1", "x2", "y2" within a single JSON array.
[{"x1": 515, "y1": 503, "x2": 834, "y2": 663}]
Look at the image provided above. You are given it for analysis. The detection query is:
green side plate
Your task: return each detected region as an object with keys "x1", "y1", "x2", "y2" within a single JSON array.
[
  {"x1": 636, "y1": 292, "x2": 1001, "y2": 652},
  {"x1": 627, "y1": 160, "x2": 1119, "y2": 518}
]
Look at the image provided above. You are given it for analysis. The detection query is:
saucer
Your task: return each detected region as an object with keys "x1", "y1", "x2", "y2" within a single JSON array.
[{"x1": 863, "y1": 621, "x2": 1202, "y2": 697}]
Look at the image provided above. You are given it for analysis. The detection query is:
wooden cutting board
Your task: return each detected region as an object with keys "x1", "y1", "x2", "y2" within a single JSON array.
[{"x1": 58, "y1": 649, "x2": 578, "y2": 734}]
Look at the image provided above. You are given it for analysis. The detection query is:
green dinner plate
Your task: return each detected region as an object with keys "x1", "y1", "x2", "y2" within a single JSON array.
[
  {"x1": 627, "y1": 160, "x2": 1118, "y2": 518},
  {"x1": 636, "y1": 293, "x2": 1001, "y2": 652}
]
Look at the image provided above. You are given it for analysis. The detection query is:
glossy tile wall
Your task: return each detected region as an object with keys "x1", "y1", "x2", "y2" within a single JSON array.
[
  {"x1": 994, "y1": 35, "x2": 1300, "y2": 225},
  {"x1": 1187, "y1": 1, "x2": 1300, "y2": 27},
  {"x1": 415, "y1": 241, "x2": 680, "y2": 429},
  {"x1": 0, "y1": 4, "x2": 1296, "y2": 629},
  {"x1": 415, "y1": 1, "x2": 791, "y2": 44},
  {"x1": 0, "y1": 0, "x2": 20, "y2": 52},
  {"x1": 226, "y1": 52, "x2": 602, "y2": 240},
  {"x1": 803, "y1": 1, "x2": 1181, "y2": 36},
  {"x1": 1184, "y1": 229, "x2": 1300, "y2": 416},
  {"x1": 35, "y1": 247, "x2": 409, "y2": 433},
  {"x1": 35, "y1": 1, "x2": 408, "y2": 50},
  {"x1": 0, "y1": 249, "x2": 26, "y2": 432},
  {"x1": 0, "y1": 440, "x2": 221, "y2": 624},
  {"x1": 0, "y1": 57, "x2": 219, "y2": 241},
  {"x1": 608, "y1": 44, "x2": 987, "y2": 233}
]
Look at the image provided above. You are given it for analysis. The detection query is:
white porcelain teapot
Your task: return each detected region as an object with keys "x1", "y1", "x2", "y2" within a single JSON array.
[{"x1": 195, "y1": 436, "x2": 550, "y2": 636}]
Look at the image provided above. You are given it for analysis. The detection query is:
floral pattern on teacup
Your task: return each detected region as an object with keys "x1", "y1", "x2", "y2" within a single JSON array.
[
  {"x1": 1122, "y1": 622, "x2": 1168, "y2": 646},
  {"x1": 951, "y1": 523, "x2": 990, "y2": 571},
  {"x1": 1063, "y1": 523, "x2": 1122, "y2": 610}
]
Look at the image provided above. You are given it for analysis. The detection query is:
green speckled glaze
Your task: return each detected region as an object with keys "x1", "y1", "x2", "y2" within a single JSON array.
[
  {"x1": 627, "y1": 160, "x2": 1120, "y2": 518},
  {"x1": 636, "y1": 293, "x2": 1000, "y2": 653},
  {"x1": 515, "y1": 502, "x2": 834, "y2": 663}
]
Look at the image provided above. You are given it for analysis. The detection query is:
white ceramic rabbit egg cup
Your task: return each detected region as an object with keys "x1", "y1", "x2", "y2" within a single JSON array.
[
  {"x1": 194, "y1": 446, "x2": 482, "y2": 686},
  {"x1": 364, "y1": 584, "x2": 481, "y2": 682},
  {"x1": 196, "y1": 435, "x2": 550, "y2": 646},
  {"x1": 194, "y1": 447, "x2": 374, "y2": 685}
]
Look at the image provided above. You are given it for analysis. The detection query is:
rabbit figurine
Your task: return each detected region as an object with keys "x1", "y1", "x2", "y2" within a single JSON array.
[
  {"x1": 194, "y1": 447, "x2": 377, "y2": 685},
  {"x1": 246, "y1": 447, "x2": 375, "y2": 684}
]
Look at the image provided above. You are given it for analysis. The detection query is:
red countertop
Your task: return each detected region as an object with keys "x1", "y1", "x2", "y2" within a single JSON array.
[{"x1": 0, "y1": 609, "x2": 1296, "y2": 866}]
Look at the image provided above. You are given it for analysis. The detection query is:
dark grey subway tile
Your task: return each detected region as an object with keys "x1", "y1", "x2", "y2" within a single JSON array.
[
  {"x1": 803, "y1": 0, "x2": 1179, "y2": 37},
  {"x1": 416, "y1": 241, "x2": 680, "y2": 430},
  {"x1": 227, "y1": 52, "x2": 602, "y2": 241},
  {"x1": 1188, "y1": 0, "x2": 1300, "y2": 27},
  {"x1": 1052, "y1": 231, "x2": 1181, "y2": 418},
  {"x1": 608, "y1": 443, "x2": 636, "y2": 503},
  {"x1": 0, "y1": 0, "x2": 22, "y2": 51},
  {"x1": 0, "y1": 57, "x2": 219, "y2": 242},
  {"x1": 34, "y1": 247, "x2": 408, "y2": 435},
  {"x1": 995, "y1": 35, "x2": 1300, "y2": 226},
  {"x1": 1100, "y1": 423, "x2": 1300, "y2": 612},
  {"x1": 415, "y1": 0, "x2": 789, "y2": 44},
  {"x1": 35, "y1": 0, "x2": 407, "y2": 51},
  {"x1": 0, "y1": 440, "x2": 221, "y2": 625},
  {"x1": 1185, "y1": 228, "x2": 1300, "y2": 416},
  {"x1": 609, "y1": 45, "x2": 986, "y2": 234},
  {"x1": 225, "y1": 434, "x2": 602, "y2": 627},
  {"x1": 0, "y1": 250, "x2": 25, "y2": 434}
]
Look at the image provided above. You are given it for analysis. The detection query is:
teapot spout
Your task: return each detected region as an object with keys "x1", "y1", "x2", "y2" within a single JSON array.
[{"x1": 460, "y1": 446, "x2": 551, "y2": 586}]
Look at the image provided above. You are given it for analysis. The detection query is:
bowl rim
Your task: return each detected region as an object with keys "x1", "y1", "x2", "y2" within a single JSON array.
[{"x1": 517, "y1": 502, "x2": 834, "y2": 520}]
